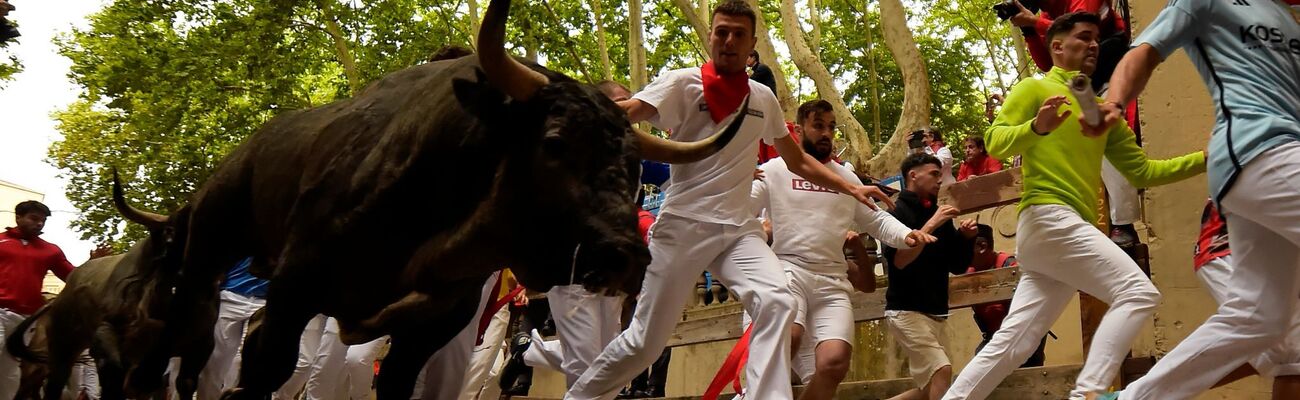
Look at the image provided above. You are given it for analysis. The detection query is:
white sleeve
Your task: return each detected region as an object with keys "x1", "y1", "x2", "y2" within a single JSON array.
[
  {"x1": 937, "y1": 147, "x2": 954, "y2": 169},
  {"x1": 760, "y1": 92, "x2": 789, "y2": 144},
  {"x1": 854, "y1": 206, "x2": 913, "y2": 249},
  {"x1": 751, "y1": 169, "x2": 770, "y2": 217},
  {"x1": 633, "y1": 70, "x2": 687, "y2": 131}
]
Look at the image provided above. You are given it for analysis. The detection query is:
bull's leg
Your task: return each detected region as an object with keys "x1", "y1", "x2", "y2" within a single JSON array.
[
  {"x1": 42, "y1": 340, "x2": 81, "y2": 400},
  {"x1": 375, "y1": 289, "x2": 480, "y2": 400},
  {"x1": 91, "y1": 325, "x2": 129, "y2": 400},
  {"x1": 223, "y1": 272, "x2": 316, "y2": 400},
  {"x1": 172, "y1": 321, "x2": 216, "y2": 400}
]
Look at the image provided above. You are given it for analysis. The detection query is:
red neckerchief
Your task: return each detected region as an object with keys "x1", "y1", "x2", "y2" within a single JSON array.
[{"x1": 701, "y1": 61, "x2": 751, "y2": 123}]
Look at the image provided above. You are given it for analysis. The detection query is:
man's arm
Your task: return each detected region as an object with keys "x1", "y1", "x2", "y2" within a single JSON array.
[
  {"x1": 50, "y1": 249, "x2": 76, "y2": 281},
  {"x1": 985, "y1": 80, "x2": 1067, "y2": 160},
  {"x1": 617, "y1": 99, "x2": 659, "y2": 124},
  {"x1": 1087, "y1": 45, "x2": 1163, "y2": 135},
  {"x1": 1104, "y1": 124, "x2": 1205, "y2": 188},
  {"x1": 845, "y1": 232, "x2": 877, "y2": 293},
  {"x1": 772, "y1": 134, "x2": 894, "y2": 210},
  {"x1": 892, "y1": 205, "x2": 959, "y2": 269}
]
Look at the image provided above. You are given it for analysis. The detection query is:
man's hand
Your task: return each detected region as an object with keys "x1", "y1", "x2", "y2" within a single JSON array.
[
  {"x1": 904, "y1": 230, "x2": 938, "y2": 247},
  {"x1": 1082, "y1": 101, "x2": 1123, "y2": 137},
  {"x1": 1033, "y1": 96, "x2": 1073, "y2": 135},
  {"x1": 753, "y1": 168, "x2": 766, "y2": 181},
  {"x1": 958, "y1": 219, "x2": 979, "y2": 238},
  {"x1": 514, "y1": 290, "x2": 530, "y2": 306},
  {"x1": 985, "y1": 94, "x2": 1004, "y2": 123},
  {"x1": 89, "y1": 244, "x2": 114, "y2": 260},
  {"x1": 849, "y1": 185, "x2": 895, "y2": 211},
  {"x1": 929, "y1": 205, "x2": 960, "y2": 224},
  {"x1": 1009, "y1": 1, "x2": 1037, "y2": 27}
]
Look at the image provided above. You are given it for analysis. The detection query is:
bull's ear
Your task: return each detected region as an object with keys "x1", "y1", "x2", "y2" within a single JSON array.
[{"x1": 452, "y1": 70, "x2": 508, "y2": 117}]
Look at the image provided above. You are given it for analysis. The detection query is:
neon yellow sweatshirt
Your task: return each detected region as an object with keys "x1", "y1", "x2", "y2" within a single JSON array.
[{"x1": 986, "y1": 67, "x2": 1206, "y2": 223}]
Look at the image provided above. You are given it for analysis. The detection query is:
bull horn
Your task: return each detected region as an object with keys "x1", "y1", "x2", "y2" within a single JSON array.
[
  {"x1": 637, "y1": 94, "x2": 750, "y2": 164},
  {"x1": 478, "y1": 0, "x2": 549, "y2": 101},
  {"x1": 112, "y1": 169, "x2": 168, "y2": 230}
]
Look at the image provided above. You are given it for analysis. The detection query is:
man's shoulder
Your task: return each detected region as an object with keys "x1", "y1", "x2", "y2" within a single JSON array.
[{"x1": 759, "y1": 157, "x2": 789, "y2": 172}]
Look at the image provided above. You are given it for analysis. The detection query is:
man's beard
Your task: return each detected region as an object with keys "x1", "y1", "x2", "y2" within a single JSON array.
[{"x1": 803, "y1": 137, "x2": 832, "y2": 162}]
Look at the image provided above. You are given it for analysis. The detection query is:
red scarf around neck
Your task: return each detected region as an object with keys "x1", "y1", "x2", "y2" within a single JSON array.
[{"x1": 701, "y1": 61, "x2": 752, "y2": 123}]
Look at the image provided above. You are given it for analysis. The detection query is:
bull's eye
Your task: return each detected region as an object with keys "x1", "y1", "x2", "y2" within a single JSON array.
[{"x1": 542, "y1": 134, "x2": 568, "y2": 156}]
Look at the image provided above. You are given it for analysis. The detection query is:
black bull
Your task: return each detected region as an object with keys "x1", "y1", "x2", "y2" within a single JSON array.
[
  {"x1": 129, "y1": 1, "x2": 749, "y2": 398},
  {"x1": 6, "y1": 197, "x2": 178, "y2": 400}
]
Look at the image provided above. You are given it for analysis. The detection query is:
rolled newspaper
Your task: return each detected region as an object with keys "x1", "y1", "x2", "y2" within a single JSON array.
[{"x1": 1069, "y1": 73, "x2": 1101, "y2": 127}]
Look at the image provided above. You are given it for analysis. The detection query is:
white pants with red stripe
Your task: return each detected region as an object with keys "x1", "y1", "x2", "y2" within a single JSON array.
[
  {"x1": 565, "y1": 213, "x2": 796, "y2": 400},
  {"x1": 460, "y1": 305, "x2": 511, "y2": 400},
  {"x1": 343, "y1": 337, "x2": 386, "y2": 400},
  {"x1": 414, "y1": 270, "x2": 500, "y2": 400},
  {"x1": 945, "y1": 204, "x2": 1161, "y2": 400},
  {"x1": 1121, "y1": 142, "x2": 1300, "y2": 399}
]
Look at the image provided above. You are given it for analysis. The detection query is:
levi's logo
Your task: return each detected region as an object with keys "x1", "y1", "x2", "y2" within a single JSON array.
[{"x1": 791, "y1": 179, "x2": 836, "y2": 193}]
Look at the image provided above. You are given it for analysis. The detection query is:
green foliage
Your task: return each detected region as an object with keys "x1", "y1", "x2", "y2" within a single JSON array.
[{"x1": 50, "y1": 0, "x2": 1025, "y2": 244}]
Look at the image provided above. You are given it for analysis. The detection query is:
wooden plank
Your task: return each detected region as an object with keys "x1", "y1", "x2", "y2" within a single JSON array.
[
  {"x1": 939, "y1": 167, "x2": 1023, "y2": 214},
  {"x1": 666, "y1": 267, "x2": 1022, "y2": 347}
]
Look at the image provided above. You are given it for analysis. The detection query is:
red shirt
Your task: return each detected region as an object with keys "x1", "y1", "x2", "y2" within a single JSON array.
[
  {"x1": 1193, "y1": 201, "x2": 1231, "y2": 271},
  {"x1": 967, "y1": 252, "x2": 1016, "y2": 334},
  {"x1": 758, "y1": 123, "x2": 798, "y2": 164},
  {"x1": 0, "y1": 227, "x2": 75, "y2": 315},
  {"x1": 957, "y1": 154, "x2": 1003, "y2": 182},
  {"x1": 637, "y1": 210, "x2": 655, "y2": 244}
]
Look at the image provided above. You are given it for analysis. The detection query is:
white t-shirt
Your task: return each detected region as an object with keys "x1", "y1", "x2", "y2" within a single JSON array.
[
  {"x1": 752, "y1": 157, "x2": 913, "y2": 276},
  {"x1": 925, "y1": 145, "x2": 957, "y2": 187},
  {"x1": 634, "y1": 67, "x2": 788, "y2": 226}
]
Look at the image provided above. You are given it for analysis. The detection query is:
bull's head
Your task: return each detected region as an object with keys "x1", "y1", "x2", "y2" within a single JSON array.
[
  {"x1": 110, "y1": 170, "x2": 188, "y2": 393},
  {"x1": 477, "y1": 0, "x2": 745, "y2": 296}
]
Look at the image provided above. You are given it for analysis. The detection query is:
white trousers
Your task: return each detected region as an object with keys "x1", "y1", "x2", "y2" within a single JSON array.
[
  {"x1": 71, "y1": 358, "x2": 101, "y2": 400},
  {"x1": 945, "y1": 205, "x2": 1161, "y2": 400},
  {"x1": 785, "y1": 264, "x2": 855, "y2": 385},
  {"x1": 460, "y1": 306, "x2": 511, "y2": 400},
  {"x1": 199, "y1": 290, "x2": 266, "y2": 400},
  {"x1": 1121, "y1": 142, "x2": 1300, "y2": 399},
  {"x1": 343, "y1": 337, "x2": 386, "y2": 400},
  {"x1": 1197, "y1": 256, "x2": 1300, "y2": 379},
  {"x1": 565, "y1": 213, "x2": 796, "y2": 400},
  {"x1": 414, "y1": 271, "x2": 500, "y2": 400},
  {"x1": 0, "y1": 308, "x2": 25, "y2": 400},
  {"x1": 523, "y1": 330, "x2": 565, "y2": 371},
  {"x1": 274, "y1": 315, "x2": 347, "y2": 400},
  {"x1": 548, "y1": 284, "x2": 624, "y2": 388},
  {"x1": 1102, "y1": 157, "x2": 1141, "y2": 226}
]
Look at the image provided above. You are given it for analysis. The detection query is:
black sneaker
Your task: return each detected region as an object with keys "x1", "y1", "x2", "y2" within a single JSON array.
[{"x1": 1110, "y1": 224, "x2": 1139, "y2": 248}]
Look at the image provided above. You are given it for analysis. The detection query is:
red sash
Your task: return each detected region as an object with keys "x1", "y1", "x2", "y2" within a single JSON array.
[
  {"x1": 702, "y1": 61, "x2": 752, "y2": 123},
  {"x1": 703, "y1": 323, "x2": 754, "y2": 400}
]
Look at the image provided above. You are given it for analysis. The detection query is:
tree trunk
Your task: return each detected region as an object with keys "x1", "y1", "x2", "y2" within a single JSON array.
[
  {"x1": 672, "y1": 0, "x2": 711, "y2": 60},
  {"x1": 316, "y1": 0, "x2": 361, "y2": 95},
  {"x1": 861, "y1": 9, "x2": 883, "y2": 148},
  {"x1": 777, "y1": 0, "x2": 871, "y2": 168},
  {"x1": 1013, "y1": 29, "x2": 1033, "y2": 81},
  {"x1": 865, "y1": 0, "x2": 932, "y2": 178},
  {"x1": 468, "y1": 0, "x2": 480, "y2": 46},
  {"x1": 629, "y1": 0, "x2": 647, "y2": 92},
  {"x1": 808, "y1": 0, "x2": 821, "y2": 56},
  {"x1": 591, "y1": 0, "x2": 613, "y2": 80},
  {"x1": 742, "y1": 0, "x2": 796, "y2": 119}
]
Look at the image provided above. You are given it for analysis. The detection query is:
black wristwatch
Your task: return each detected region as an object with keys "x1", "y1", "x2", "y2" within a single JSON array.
[{"x1": 1031, "y1": 119, "x2": 1050, "y2": 136}]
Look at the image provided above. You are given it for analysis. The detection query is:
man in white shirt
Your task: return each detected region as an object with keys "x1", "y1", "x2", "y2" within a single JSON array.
[
  {"x1": 753, "y1": 99, "x2": 935, "y2": 400},
  {"x1": 564, "y1": 2, "x2": 892, "y2": 399},
  {"x1": 919, "y1": 128, "x2": 957, "y2": 187}
]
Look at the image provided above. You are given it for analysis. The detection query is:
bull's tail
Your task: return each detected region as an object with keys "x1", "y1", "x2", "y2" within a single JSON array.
[{"x1": 4, "y1": 303, "x2": 50, "y2": 363}]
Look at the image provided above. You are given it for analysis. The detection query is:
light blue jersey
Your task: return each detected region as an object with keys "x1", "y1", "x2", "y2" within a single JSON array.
[{"x1": 1134, "y1": 0, "x2": 1300, "y2": 202}]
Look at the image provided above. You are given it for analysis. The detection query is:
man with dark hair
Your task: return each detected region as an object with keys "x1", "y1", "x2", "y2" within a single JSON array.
[
  {"x1": 753, "y1": 99, "x2": 935, "y2": 400},
  {"x1": 882, "y1": 153, "x2": 977, "y2": 400},
  {"x1": 943, "y1": 12, "x2": 1205, "y2": 400},
  {"x1": 566, "y1": 2, "x2": 892, "y2": 399},
  {"x1": 1090, "y1": 0, "x2": 1300, "y2": 398},
  {"x1": 746, "y1": 50, "x2": 777, "y2": 96},
  {"x1": 1, "y1": 200, "x2": 76, "y2": 399},
  {"x1": 957, "y1": 136, "x2": 1002, "y2": 181},
  {"x1": 919, "y1": 128, "x2": 956, "y2": 187},
  {"x1": 963, "y1": 224, "x2": 1046, "y2": 368},
  {"x1": 1007, "y1": 0, "x2": 1129, "y2": 90}
]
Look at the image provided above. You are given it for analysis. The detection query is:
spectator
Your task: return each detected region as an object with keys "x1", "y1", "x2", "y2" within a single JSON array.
[
  {"x1": 919, "y1": 128, "x2": 957, "y2": 187},
  {"x1": 965, "y1": 224, "x2": 1046, "y2": 368},
  {"x1": 1008, "y1": 0, "x2": 1129, "y2": 91},
  {"x1": 957, "y1": 136, "x2": 1003, "y2": 181},
  {"x1": 747, "y1": 50, "x2": 778, "y2": 96},
  {"x1": 882, "y1": 154, "x2": 977, "y2": 400},
  {"x1": 0, "y1": 200, "x2": 76, "y2": 400}
]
